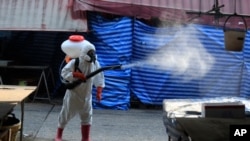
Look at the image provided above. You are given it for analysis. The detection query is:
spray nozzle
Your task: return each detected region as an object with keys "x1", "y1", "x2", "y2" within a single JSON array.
[{"x1": 106, "y1": 64, "x2": 122, "y2": 70}]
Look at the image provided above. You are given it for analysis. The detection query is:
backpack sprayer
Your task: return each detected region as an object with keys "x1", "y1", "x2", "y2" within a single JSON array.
[
  {"x1": 59, "y1": 59, "x2": 122, "y2": 89},
  {"x1": 59, "y1": 35, "x2": 123, "y2": 89}
]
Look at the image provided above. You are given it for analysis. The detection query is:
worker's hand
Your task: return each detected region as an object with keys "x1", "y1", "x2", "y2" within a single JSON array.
[
  {"x1": 72, "y1": 72, "x2": 86, "y2": 81},
  {"x1": 96, "y1": 87, "x2": 103, "y2": 102}
]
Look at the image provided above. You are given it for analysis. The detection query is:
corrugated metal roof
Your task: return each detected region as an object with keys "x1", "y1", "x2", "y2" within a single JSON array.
[
  {"x1": 0, "y1": 0, "x2": 88, "y2": 31},
  {"x1": 77, "y1": 0, "x2": 250, "y2": 15},
  {"x1": 75, "y1": 0, "x2": 250, "y2": 27}
]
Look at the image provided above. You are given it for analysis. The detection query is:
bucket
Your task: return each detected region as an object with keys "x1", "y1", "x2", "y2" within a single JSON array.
[
  {"x1": 224, "y1": 30, "x2": 245, "y2": 51},
  {"x1": 0, "y1": 113, "x2": 21, "y2": 141},
  {"x1": 223, "y1": 14, "x2": 247, "y2": 52}
]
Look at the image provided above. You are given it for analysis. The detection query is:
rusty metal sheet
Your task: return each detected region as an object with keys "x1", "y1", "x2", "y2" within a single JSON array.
[{"x1": 0, "y1": 0, "x2": 88, "y2": 32}]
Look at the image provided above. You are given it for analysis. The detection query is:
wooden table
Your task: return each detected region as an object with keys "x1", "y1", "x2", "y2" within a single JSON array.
[
  {"x1": 0, "y1": 85, "x2": 37, "y2": 141},
  {"x1": 0, "y1": 65, "x2": 54, "y2": 103}
]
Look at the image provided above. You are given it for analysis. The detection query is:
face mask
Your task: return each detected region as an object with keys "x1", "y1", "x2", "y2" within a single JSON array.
[{"x1": 84, "y1": 49, "x2": 96, "y2": 63}]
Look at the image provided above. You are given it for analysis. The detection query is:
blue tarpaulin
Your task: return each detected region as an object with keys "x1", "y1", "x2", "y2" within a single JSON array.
[
  {"x1": 88, "y1": 13, "x2": 132, "y2": 110},
  {"x1": 132, "y1": 21, "x2": 250, "y2": 105},
  {"x1": 88, "y1": 13, "x2": 250, "y2": 109}
]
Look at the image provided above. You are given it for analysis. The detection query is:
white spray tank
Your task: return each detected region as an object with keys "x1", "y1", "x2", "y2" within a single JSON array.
[
  {"x1": 59, "y1": 35, "x2": 122, "y2": 89},
  {"x1": 61, "y1": 35, "x2": 85, "y2": 58}
]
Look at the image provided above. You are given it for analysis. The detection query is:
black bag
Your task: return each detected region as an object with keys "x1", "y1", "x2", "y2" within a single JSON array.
[
  {"x1": 1, "y1": 113, "x2": 21, "y2": 141},
  {"x1": 1, "y1": 113, "x2": 20, "y2": 126}
]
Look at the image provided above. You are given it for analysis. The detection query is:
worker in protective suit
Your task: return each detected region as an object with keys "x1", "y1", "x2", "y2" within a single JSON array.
[{"x1": 55, "y1": 35, "x2": 105, "y2": 141}]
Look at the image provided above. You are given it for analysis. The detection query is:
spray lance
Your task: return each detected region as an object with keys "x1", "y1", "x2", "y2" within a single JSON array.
[
  {"x1": 84, "y1": 64, "x2": 122, "y2": 79},
  {"x1": 62, "y1": 64, "x2": 122, "y2": 89}
]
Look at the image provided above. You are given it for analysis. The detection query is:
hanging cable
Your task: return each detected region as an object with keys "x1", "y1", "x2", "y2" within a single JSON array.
[{"x1": 223, "y1": 0, "x2": 247, "y2": 32}]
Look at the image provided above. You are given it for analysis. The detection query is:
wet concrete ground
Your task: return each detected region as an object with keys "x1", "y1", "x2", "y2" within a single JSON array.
[{"x1": 13, "y1": 101, "x2": 168, "y2": 141}]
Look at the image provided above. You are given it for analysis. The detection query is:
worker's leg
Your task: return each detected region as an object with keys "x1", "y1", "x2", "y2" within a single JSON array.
[
  {"x1": 79, "y1": 100, "x2": 92, "y2": 141},
  {"x1": 55, "y1": 92, "x2": 77, "y2": 141}
]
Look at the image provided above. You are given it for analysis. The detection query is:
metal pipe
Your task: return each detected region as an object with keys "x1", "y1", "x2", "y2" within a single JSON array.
[{"x1": 85, "y1": 64, "x2": 122, "y2": 79}]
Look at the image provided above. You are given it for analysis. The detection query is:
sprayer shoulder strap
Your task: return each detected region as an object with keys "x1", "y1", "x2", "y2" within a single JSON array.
[{"x1": 74, "y1": 58, "x2": 81, "y2": 73}]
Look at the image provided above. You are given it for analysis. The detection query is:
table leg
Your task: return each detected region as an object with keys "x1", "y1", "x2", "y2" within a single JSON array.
[
  {"x1": 0, "y1": 76, "x2": 3, "y2": 84},
  {"x1": 20, "y1": 101, "x2": 24, "y2": 141}
]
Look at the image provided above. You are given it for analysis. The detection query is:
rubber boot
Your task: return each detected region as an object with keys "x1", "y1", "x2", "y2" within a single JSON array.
[
  {"x1": 81, "y1": 125, "x2": 91, "y2": 141},
  {"x1": 55, "y1": 128, "x2": 63, "y2": 141}
]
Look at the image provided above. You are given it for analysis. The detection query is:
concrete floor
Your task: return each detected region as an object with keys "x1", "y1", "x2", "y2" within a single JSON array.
[{"x1": 12, "y1": 101, "x2": 168, "y2": 141}]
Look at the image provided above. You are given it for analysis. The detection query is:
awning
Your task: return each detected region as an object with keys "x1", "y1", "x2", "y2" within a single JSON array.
[
  {"x1": 74, "y1": 0, "x2": 250, "y2": 28},
  {"x1": 74, "y1": 0, "x2": 188, "y2": 21}
]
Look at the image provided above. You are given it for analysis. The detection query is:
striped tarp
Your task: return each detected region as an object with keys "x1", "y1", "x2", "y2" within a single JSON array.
[
  {"x1": 87, "y1": 12, "x2": 250, "y2": 108},
  {"x1": 241, "y1": 31, "x2": 250, "y2": 98},
  {"x1": 87, "y1": 13, "x2": 133, "y2": 110},
  {"x1": 131, "y1": 20, "x2": 249, "y2": 105},
  {"x1": 196, "y1": 25, "x2": 244, "y2": 97}
]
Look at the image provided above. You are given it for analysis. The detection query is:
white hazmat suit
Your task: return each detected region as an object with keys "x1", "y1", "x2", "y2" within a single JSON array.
[{"x1": 55, "y1": 35, "x2": 105, "y2": 141}]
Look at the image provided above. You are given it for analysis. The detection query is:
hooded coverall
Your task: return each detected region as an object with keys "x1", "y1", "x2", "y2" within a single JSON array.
[{"x1": 58, "y1": 57, "x2": 105, "y2": 128}]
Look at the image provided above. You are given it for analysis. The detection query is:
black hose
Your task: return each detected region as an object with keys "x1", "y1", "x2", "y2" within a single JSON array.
[{"x1": 63, "y1": 64, "x2": 122, "y2": 89}]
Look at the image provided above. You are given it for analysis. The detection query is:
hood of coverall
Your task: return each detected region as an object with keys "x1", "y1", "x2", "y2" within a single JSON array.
[{"x1": 79, "y1": 40, "x2": 96, "y2": 64}]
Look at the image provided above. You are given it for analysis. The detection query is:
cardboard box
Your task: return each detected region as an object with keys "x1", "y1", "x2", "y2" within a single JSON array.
[{"x1": 201, "y1": 102, "x2": 245, "y2": 118}]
